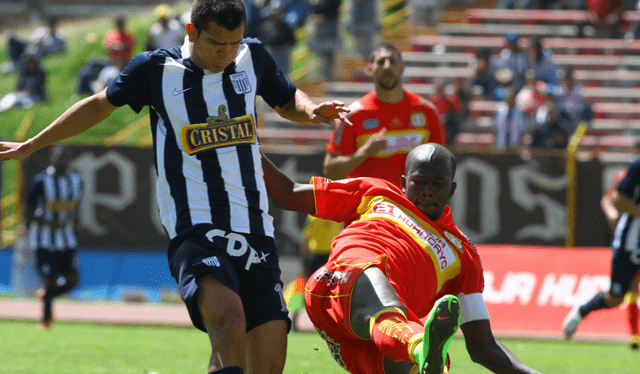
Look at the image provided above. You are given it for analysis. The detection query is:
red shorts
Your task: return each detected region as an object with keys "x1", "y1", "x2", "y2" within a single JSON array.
[{"x1": 304, "y1": 252, "x2": 420, "y2": 374}]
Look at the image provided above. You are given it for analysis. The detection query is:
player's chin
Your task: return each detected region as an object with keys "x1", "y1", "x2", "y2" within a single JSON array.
[{"x1": 418, "y1": 204, "x2": 441, "y2": 221}]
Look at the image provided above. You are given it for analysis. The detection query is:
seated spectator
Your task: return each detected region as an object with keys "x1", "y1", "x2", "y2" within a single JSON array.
[
  {"x1": 516, "y1": 69, "x2": 547, "y2": 116},
  {"x1": 581, "y1": 0, "x2": 624, "y2": 38},
  {"x1": 2, "y1": 16, "x2": 66, "y2": 74},
  {"x1": 467, "y1": 47, "x2": 498, "y2": 100},
  {"x1": 0, "y1": 50, "x2": 47, "y2": 112},
  {"x1": 428, "y1": 79, "x2": 459, "y2": 145},
  {"x1": 531, "y1": 104, "x2": 569, "y2": 149},
  {"x1": 490, "y1": 33, "x2": 529, "y2": 101},
  {"x1": 528, "y1": 37, "x2": 560, "y2": 85},
  {"x1": 103, "y1": 15, "x2": 136, "y2": 69},
  {"x1": 78, "y1": 15, "x2": 136, "y2": 96},
  {"x1": 492, "y1": 87, "x2": 529, "y2": 149},
  {"x1": 258, "y1": 0, "x2": 297, "y2": 75},
  {"x1": 146, "y1": 4, "x2": 185, "y2": 51},
  {"x1": 555, "y1": 68, "x2": 593, "y2": 134}
]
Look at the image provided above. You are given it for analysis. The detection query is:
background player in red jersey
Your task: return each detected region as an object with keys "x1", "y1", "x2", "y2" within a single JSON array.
[
  {"x1": 262, "y1": 143, "x2": 542, "y2": 374},
  {"x1": 323, "y1": 43, "x2": 446, "y2": 184}
]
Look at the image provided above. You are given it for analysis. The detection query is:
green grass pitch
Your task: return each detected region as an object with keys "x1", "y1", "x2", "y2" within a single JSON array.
[{"x1": 1, "y1": 320, "x2": 639, "y2": 373}]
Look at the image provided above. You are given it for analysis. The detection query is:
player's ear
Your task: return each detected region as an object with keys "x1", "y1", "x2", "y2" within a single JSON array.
[
  {"x1": 400, "y1": 175, "x2": 407, "y2": 192},
  {"x1": 448, "y1": 182, "x2": 457, "y2": 199},
  {"x1": 186, "y1": 23, "x2": 197, "y2": 42}
]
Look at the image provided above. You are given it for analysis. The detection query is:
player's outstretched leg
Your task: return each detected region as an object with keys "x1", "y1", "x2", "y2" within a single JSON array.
[{"x1": 414, "y1": 295, "x2": 460, "y2": 374}]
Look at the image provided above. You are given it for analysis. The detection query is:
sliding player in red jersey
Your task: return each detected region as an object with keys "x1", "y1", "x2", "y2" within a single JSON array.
[{"x1": 262, "y1": 143, "x2": 541, "y2": 374}]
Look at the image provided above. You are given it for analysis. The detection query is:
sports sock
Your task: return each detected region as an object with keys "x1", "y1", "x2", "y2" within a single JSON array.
[
  {"x1": 369, "y1": 307, "x2": 424, "y2": 363},
  {"x1": 43, "y1": 288, "x2": 54, "y2": 323},
  {"x1": 208, "y1": 366, "x2": 244, "y2": 374},
  {"x1": 578, "y1": 291, "x2": 608, "y2": 318},
  {"x1": 625, "y1": 292, "x2": 639, "y2": 337}
]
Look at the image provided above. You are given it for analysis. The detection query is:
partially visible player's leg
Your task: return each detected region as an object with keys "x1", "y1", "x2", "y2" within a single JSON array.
[
  {"x1": 625, "y1": 278, "x2": 640, "y2": 349},
  {"x1": 564, "y1": 244, "x2": 639, "y2": 340},
  {"x1": 351, "y1": 266, "x2": 458, "y2": 374},
  {"x1": 246, "y1": 320, "x2": 288, "y2": 374},
  {"x1": 197, "y1": 274, "x2": 248, "y2": 372}
]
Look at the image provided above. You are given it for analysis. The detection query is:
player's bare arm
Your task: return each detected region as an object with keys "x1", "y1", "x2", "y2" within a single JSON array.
[
  {"x1": 275, "y1": 89, "x2": 351, "y2": 126},
  {"x1": 0, "y1": 89, "x2": 118, "y2": 161},
  {"x1": 612, "y1": 190, "x2": 640, "y2": 217},
  {"x1": 460, "y1": 320, "x2": 542, "y2": 374},
  {"x1": 323, "y1": 128, "x2": 387, "y2": 179},
  {"x1": 260, "y1": 151, "x2": 316, "y2": 214}
]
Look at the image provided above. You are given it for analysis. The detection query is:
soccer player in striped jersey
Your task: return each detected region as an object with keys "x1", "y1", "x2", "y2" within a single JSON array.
[
  {"x1": 564, "y1": 144, "x2": 640, "y2": 343},
  {"x1": 0, "y1": 0, "x2": 350, "y2": 373},
  {"x1": 24, "y1": 145, "x2": 83, "y2": 331},
  {"x1": 262, "y1": 143, "x2": 542, "y2": 374}
]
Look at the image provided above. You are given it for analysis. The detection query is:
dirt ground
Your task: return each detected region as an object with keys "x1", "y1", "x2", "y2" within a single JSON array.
[{"x1": 0, "y1": 297, "x2": 315, "y2": 330}]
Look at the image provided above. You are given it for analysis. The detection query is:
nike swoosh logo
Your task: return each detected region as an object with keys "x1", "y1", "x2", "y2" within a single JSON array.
[
  {"x1": 173, "y1": 87, "x2": 193, "y2": 95},
  {"x1": 436, "y1": 315, "x2": 449, "y2": 320}
]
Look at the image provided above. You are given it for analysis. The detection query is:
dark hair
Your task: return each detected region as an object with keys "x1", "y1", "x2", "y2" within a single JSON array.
[
  {"x1": 190, "y1": 0, "x2": 246, "y2": 33},
  {"x1": 369, "y1": 43, "x2": 403, "y2": 64}
]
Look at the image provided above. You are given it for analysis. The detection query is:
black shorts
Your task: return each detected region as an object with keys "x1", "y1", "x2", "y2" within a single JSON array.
[
  {"x1": 304, "y1": 252, "x2": 330, "y2": 276},
  {"x1": 610, "y1": 243, "x2": 640, "y2": 297},
  {"x1": 36, "y1": 248, "x2": 79, "y2": 278},
  {"x1": 168, "y1": 224, "x2": 291, "y2": 333}
]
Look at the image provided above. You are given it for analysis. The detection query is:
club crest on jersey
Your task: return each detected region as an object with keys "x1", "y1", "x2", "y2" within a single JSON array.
[
  {"x1": 362, "y1": 119, "x2": 380, "y2": 130},
  {"x1": 230, "y1": 72, "x2": 252, "y2": 94},
  {"x1": 410, "y1": 112, "x2": 426, "y2": 128},
  {"x1": 181, "y1": 104, "x2": 256, "y2": 155}
]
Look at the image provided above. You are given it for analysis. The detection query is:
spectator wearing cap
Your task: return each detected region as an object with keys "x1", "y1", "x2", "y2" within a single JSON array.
[
  {"x1": 492, "y1": 87, "x2": 529, "y2": 149},
  {"x1": 146, "y1": 4, "x2": 185, "y2": 51},
  {"x1": 490, "y1": 33, "x2": 529, "y2": 100}
]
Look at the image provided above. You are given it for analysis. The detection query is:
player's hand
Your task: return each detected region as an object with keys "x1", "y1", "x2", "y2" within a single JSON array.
[
  {"x1": 363, "y1": 128, "x2": 387, "y2": 155},
  {"x1": 0, "y1": 141, "x2": 33, "y2": 161},
  {"x1": 310, "y1": 100, "x2": 352, "y2": 126}
]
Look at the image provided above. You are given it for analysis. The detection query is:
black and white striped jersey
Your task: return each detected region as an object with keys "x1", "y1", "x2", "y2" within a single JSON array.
[
  {"x1": 26, "y1": 167, "x2": 83, "y2": 250},
  {"x1": 106, "y1": 38, "x2": 297, "y2": 239}
]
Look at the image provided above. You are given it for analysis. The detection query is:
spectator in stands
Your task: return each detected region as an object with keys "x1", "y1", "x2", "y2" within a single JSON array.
[
  {"x1": 555, "y1": 68, "x2": 593, "y2": 135},
  {"x1": 307, "y1": 0, "x2": 342, "y2": 81},
  {"x1": 528, "y1": 37, "x2": 560, "y2": 86},
  {"x1": 78, "y1": 15, "x2": 136, "y2": 96},
  {"x1": 2, "y1": 16, "x2": 66, "y2": 74},
  {"x1": 346, "y1": 0, "x2": 379, "y2": 58},
  {"x1": 467, "y1": 47, "x2": 498, "y2": 101},
  {"x1": 0, "y1": 50, "x2": 47, "y2": 112},
  {"x1": 103, "y1": 15, "x2": 136, "y2": 68},
  {"x1": 429, "y1": 79, "x2": 460, "y2": 145},
  {"x1": 146, "y1": 4, "x2": 185, "y2": 51},
  {"x1": 530, "y1": 104, "x2": 569, "y2": 149},
  {"x1": 516, "y1": 69, "x2": 547, "y2": 116},
  {"x1": 581, "y1": 0, "x2": 624, "y2": 38},
  {"x1": 492, "y1": 87, "x2": 529, "y2": 149},
  {"x1": 243, "y1": 0, "x2": 263, "y2": 38},
  {"x1": 258, "y1": 0, "x2": 297, "y2": 75},
  {"x1": 282, "y1": 0, "x2": 311, "y2": 31},
  {"x1": 491, "y1": 33, "x2": 529, "y2": 101}
]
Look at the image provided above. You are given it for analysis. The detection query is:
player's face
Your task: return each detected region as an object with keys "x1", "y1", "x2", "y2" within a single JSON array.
[
  {"x1": 370, "y1": 48, "x2": 404, "y2": 91},
  {"x1": 402, "y1": 160, "x2": 455, "y2": 221},
  {"x1": 188, "y1": 21, "x2": 244, "y2": 73}
]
